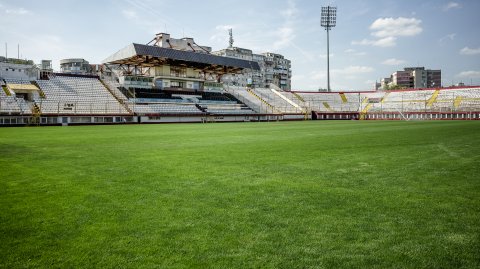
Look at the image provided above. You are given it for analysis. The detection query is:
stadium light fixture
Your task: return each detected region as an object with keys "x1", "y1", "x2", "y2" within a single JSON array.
[{"x1": 321, "y1": 6, "x2": 337, "y2": 92}]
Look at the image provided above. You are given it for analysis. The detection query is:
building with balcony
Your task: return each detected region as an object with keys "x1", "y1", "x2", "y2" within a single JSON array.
[
  {"x1": 60, "y1": 58, "x2": 92, "y2": 75},
  {"x1": 213, "y1": 47, "x2": 292, "y2": 90},
  {"x1": 381, "y1": 67, "x2": 441, "y2": 90}
]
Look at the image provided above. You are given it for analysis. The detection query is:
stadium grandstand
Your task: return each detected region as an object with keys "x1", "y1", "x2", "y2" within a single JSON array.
[{"x1": 1, "y1": 33, "x2": 480, "y2": 126}]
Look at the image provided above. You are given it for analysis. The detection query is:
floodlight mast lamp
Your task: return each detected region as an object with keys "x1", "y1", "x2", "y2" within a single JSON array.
[{"x1": 321, "y1": 6, "x2": 336, "y2": 92}]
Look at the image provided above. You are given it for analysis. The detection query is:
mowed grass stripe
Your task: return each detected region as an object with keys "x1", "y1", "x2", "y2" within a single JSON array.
[{"x1": 0, "y1": 121, "x2": 479, "y2": 268}]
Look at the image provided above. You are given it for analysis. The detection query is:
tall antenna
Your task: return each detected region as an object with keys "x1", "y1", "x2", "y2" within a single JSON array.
[
  {"x1": 228, "y1": 28, "x2": 234, "y2": 48},
  {"x1": 321, "y1": 6, "x2": 337, "y2": 92}
]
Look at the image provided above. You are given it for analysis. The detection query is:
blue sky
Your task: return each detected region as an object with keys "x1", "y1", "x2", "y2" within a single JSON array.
[{"x1": 1, "y1": 0, "x2": 479, "y2": 91}]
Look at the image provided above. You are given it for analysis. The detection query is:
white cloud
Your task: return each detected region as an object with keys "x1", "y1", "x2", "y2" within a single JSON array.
[
  {"x1": 460, "y1": 47, "x2": 480, "y2": 55},
  {"x1": 272, "y1": 0, "x2": 298, "y2": 50},
  {"x1": 370, "y1": 17, "x2": 423, "y2": 38},
  {"x1": 211, "y1": 2, "x2": 300, "y2": 53},
  {"x1": 122, "y1": 0, "x2": 192, "y2": 37},
  {"x1": 311, "y1": 72, "x2": 326, "y2": 80},
  {"x1": 443, "y1": 2, "x2": 461, "y2": 11},
  {"x1": 122, "y1": 10, "x2": 137, "y2": 20},
  {"x1": 280, "y1": 0, "x2": 298, "y2": 20},
  {"x1": 456, "y1": 71, "x2": 480, "y2": 78},
  {"x1": 215, "y1": 25, "x2": 234, "y2": 31},
  {"x1": 292, "y1": 74, "x2": 306, "y2": 81},
  {"x1": 318, "y1": 53, "x2": 334, "y2": 59},
  {"x1": 344, "y1": 48, "x2": 366, "y2": 56},
  {"x1": 5, "y1": 32, "x2": 71, "y2": 70},
  {"x1": 353, "y1": 17, "x2": 422, "y2": 48},
  {"x1": 382, "y1": 58, "x2": 406, "y2": 65},
  {"x1": 332, "y1": 65, "x2": 374, "y2": 76},
  {"x1": 439, "y1": 33, "x2": 456, "y2": 44},
  {"x1": 352, "y1": 37, "x2": 397, "y2": 47},
  {"x1": 274, "y1": 26, "x2": 294, "y2": 49},
  {"x1": 209, "y1": 24, "x2": 238, "y2": 48},
  {"x1": 334, "y1": 65, "x2": 375, "y2": 74},
  {"x1": 5, "y1": 7, "x2": 30, "y2": 15},
  {"x1": 307, "y1": 66, "x2": 374, "y2": 91}
]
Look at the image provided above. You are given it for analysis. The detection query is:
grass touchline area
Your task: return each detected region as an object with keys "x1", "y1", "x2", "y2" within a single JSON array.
[{"x1": 0, "y1": 121, "x2": 479, "y2": 268}]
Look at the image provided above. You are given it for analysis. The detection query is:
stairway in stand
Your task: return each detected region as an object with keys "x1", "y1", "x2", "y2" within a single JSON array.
[
  {"x1": 292, "y1": 92, "x2": 305, "y2": 102},
  {"x1": 247, "y1": 88, "x2": 281, "y2": 114},
  {"x1": 30, "y1": 103, "x2": 41, "y2": 125},
  {"x1": 359, "y1": 98, "x2": 372, "y2": 120},
  {"x1": 99, "y1": 79, "x2": 133, "y2": 114},
  {"x1": 426, "y1": 89, "x2": 440, "y2": 108}
]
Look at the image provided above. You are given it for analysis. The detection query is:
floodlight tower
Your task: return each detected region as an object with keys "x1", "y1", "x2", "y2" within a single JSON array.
[{"x1": 321, "y1": 6, "x2": 336, "y2": 92}]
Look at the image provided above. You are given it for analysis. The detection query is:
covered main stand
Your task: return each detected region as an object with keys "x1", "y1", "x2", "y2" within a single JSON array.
[{"x1": 102, "y1": 37, "x2": 260, "y2": 91}]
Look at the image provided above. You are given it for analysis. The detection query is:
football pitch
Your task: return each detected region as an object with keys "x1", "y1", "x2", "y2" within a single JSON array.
[{"x1": 1, "y1": 121, "x2": 479, "y2": 268}]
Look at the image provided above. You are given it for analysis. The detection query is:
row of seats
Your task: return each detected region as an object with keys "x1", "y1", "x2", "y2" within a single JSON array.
[
  {"x1": 0, "y1": 96, "x2": 30, "y2": 114},
  {"x1": 251, "y1": 88, "x2": 302, "y2": 113},
  {"x1": 103, "y1": 79, "x2": 129, "y2": 101},
  {"x1": 34, "y1": 76, "x2": 129, "y2": 115},
  {"x1": 37, "y1": 100, "x2": 127, "y2": 115},
  {"x1": 3, "y1": 78, "x2": 33, "y2": 84},
  {"x1": 200, "y1": 103, "x2": 255, "y2": 115},
  {"x1": 129, "y1": 102, "x2": 203, "y2": 115},
  {"x1": 296, "y1": 89, "x2": 480, "y2": 113},
  {"x1": 225, "y1": 86, "x2": 480, "y2": 114},
  {"x1": 2, "y1": 75, "x2": 479, "y2": 116},
  {"x1": 225, "y1": 86, "x2": 270, "y2": 113}
]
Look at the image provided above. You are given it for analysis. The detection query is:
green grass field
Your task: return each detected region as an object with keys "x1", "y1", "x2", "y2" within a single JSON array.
[{"x1": 1, "y1": 121, "x2": 479, "y2": 268}]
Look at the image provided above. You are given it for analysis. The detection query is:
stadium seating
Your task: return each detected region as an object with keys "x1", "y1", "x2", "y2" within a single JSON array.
[
  {"x1": 102, "y1": 79, "x2": 129, "y2": 101},
  {"x1": 434, "y1": 89, "x2": 480, "y2": 112},
  {"x1": 2, "y1": 74, "x2": 480, "y2": 122},
  {"x1": 0, "y1": 95, "x2": 30, "y2": 114},
  {"x1": 251, "y1": 88, "x2": 302, "y2": 113},
  {"x1": 4, "y1": 78, "x2": 34, "y2": 85},
  {"x1": 129, "y1": 102, "x2": 203, "y2": 115},
  {"x1": 129, "y1": 86, "x2": 256, "y2": 116},
  {"x1": 200, "y1": 103, "x2": 255, "y2": 115},
  {"x1": 0, "y1": 79, "x2": 32, "y2": 114},
  {"x1": 280, "y1": 91, "x2": 306, "y2": 106},
  {"x1": 35, "y1": 75, "x2": 129, "y2": 115},
  {"x1": 224, "y1": 86, "x2": 275, "y2": 114},
  {"x1": 296, "y1": 92, "x2": 361, "y2": 112}
]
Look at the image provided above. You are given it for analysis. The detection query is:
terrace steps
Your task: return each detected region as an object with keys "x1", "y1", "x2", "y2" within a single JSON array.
[
  {"x1": 454, "y1": 96, "x2": 463, "y2": 108},
  {"x1": 2, "y1": 85, "x2": 11, "y2": 96},
  {"x1": 426, "y1": 89, "x2": 440, "y2": 107},
  {"x1": 322, "y1": 102, "x2": 333, "y2": 112},
  {"x1": 99, "y1": 78, "x2": 133, "y2": 114},
  {"x1": 247, "y1": 88, "x2": 280, "y2": 113},
  {"x1": 270, "y1": 88, "x2": 302, "y2": 110},
  {"x1": 293, "y1": 92, "x2": 305, "y2": 102},
  {"x1": 359, "y1": 101, "x2": 373, "y2": 120},
  {"x1": 31, "y1": 103, "x2": 41, "y2": 125},
  {"x1": 381, "y1": 92, "x2": 390, "y2": 103},
  {"x1": 31, "y1": 81, "x2": 46, "y2": 98},
  {"x1": 361, "y1": 103, "x2": 373, "y2": 113}
]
